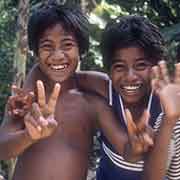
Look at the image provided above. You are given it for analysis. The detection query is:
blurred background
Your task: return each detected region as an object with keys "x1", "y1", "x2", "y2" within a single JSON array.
[{"x1": 1, "y1": 0, "x2": 180, "y2": 179}]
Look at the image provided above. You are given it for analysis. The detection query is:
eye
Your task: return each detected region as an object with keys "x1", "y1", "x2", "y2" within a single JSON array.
[
  {"x1": 113, "y1": 63, "x2": 127, "y2": 72},
  {"x1": 39, "y1": 43, "x2": 53, "y2": 52},
  {"x1": 134, "y1": 61, "x2": 151, "y2": 71},
  {"x1": 61, "y1": 41, "x2": 76, "y2": 51}
]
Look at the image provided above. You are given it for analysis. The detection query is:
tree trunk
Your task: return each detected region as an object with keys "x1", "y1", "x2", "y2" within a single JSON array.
[
  {"x1": 6, "y1": 1, "x2": 30, "y2": 179},
  {"x1": 13, "y1": 0, "x2": 29, "y2": 87}
]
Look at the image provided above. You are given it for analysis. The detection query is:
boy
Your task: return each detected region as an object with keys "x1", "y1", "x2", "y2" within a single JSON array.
[
  {"x1": 75, "y1": 15, "x2": 180, "y2": 180},
  {"x1": 0, "y1": 3, "x2": 152, "y2": 180}
]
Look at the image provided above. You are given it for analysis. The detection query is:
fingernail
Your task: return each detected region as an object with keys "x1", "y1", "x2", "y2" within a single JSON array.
[
  {"x1": 39, "y1": 116, "x2": 48, "y2": 126},
  {"x1": 37, "y1": 126, "x2": 42, "y2": 132}
]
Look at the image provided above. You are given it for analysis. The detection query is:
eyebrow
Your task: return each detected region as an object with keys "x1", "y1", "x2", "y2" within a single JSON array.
[
  {"x1": 113, "y1": 57, "x2": 149, "y2": 62},
  {"x1": 39, "y1": 36, "x2": 76, "y2": 44}
]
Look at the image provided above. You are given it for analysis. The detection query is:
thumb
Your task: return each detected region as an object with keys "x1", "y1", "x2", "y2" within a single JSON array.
[
  {"x1": 125, "y1": 109, "x2": 137, "y2": 138},
  {"x1": 137, "y1": 110, "x2": 150, "y2": 131}
]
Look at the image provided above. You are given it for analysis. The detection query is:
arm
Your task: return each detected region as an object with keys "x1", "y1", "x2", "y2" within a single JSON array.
[
  {"x1": 0, "y1": 79, "x2": 60, "y2": 160},
  {"x1": 0, "y1": 64, "x2": 44, "y2": 160},
  {"x1": 0, "y1": 118, "x2": 34, "y2": 160},
  {"x1": 76, "y1": 71, "x2": 109, "y2": 99},
  {"x1": 142, "y1": 115, "x2": 174, "y2": 180},
  {"x1": 142, "y1": 62, "x2": 180, "y2": 180},
  {"x1": 89, "y1": 94, "x2": 153, "y2": 162},
  {"x1": 0, "y1": 65, "x2": 38, "y2": 160}
]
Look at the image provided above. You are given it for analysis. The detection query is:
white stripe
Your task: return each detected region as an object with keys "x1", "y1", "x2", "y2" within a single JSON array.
[
  {"x1": 109, "y1": 80, "x2": 112, "y2": 106},
  {"x1": 147, "y1": 90, "x2": 153, "y2": 112},
  {"x1": 102, "y1": 143, "x2": 143, "y2": 171}
]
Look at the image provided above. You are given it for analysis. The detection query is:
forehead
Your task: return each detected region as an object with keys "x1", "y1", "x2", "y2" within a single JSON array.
[
  {"x1": 112, "y1": 46, "x2": 147, "y2": 63},
  {"x1": 40, "y1": 23, "x2": 76, "y2": 40}
]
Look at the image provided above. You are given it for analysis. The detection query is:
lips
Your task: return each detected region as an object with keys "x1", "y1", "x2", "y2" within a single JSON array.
[
  {"x1": 50, "y1": 63, "x2": 69, "y2": 71},
  {"x1": 121, "y1": 84, "x2": 142, "y2": 94}
]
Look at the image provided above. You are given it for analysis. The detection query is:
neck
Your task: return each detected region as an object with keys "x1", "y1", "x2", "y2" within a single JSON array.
[
  {"x1": 41, "y1": 72, "x2": 77, "y2": 94},
  {"x1": 123, "y1": 96, "x2": 149, "y2": 123}
]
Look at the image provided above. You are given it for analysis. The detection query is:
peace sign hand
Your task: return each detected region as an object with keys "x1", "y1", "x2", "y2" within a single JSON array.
[
  {"x1": 152, "y1": 61, "x2": 180, "y2": 124},
  {"x1": 7, "y1": 85, "x2": 34, "y2": 120},
  {"x1": 24, "y1": 80, "x2": 60, "y2": 141},
  {"x1": 124, "y1": 109, "x2": 154, "y2": 161}
]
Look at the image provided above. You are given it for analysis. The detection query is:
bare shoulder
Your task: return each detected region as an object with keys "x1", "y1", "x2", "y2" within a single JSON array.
[
  {"x1": 56, "y1": 89, "x2": 96, "y2": 125},
  {"x1": 76, "y1": 70, "x2": 109, "y2": 99},
  {"x1": 61, "y1": 89, "x2": 94, "y2": 111},
  {"x1": 77, "y1": 70, "x2": 109, "y2": 80}
]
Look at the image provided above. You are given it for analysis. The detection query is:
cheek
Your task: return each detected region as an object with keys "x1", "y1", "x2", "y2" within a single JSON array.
[
  {"x1": 110, "y1": 72, "x2": 123, "y2": 90},
  {"x1": 142, "y1": 69, "x2": 151, "y2": 83},
  {"x1": 110, "y1": 68, "x2": 123, "y2": 81}
]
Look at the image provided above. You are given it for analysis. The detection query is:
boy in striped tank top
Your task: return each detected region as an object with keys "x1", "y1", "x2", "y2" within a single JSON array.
[{"x1": 77, "y1": 15, "x2": 180, "y2": 180}]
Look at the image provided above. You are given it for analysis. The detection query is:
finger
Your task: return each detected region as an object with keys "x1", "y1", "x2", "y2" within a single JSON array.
[
  {"x1": 152, "y1": 65, "x2": 165, "y2": 89},
  {"x1": 24, "y1": 119, "x2": 41, "y2": 140},
  {"x1": 11, "y1": 85, "x2": 24, "y2": 96},
  {"x1": 137, "y1": 110, "x2": 150, "y2": 131},
  {"x1": 46, "y1": 114, "x2": 58, "y2": 126},
  {"x1": 143, "y1": 133, "x2": 154, "y2": 146},
  {"x1": 125, "y1": 109, "x2": 137, "y2": 138},
  {"x1": 158, "y1": 61, "x2": 170, "y2": 84},
  {"x1": 25, "y1": 91, "x2": 35, "y2": 102},
  {"x1": 47, "y1": 119, "x2": 58, "y2": 129},
  {"x1": 36, "y1": 80, "x2": 46, "y2": 109},
  {"x1": 141, "y1": 133, "x2": 154, "y2": 153},
  {"x1": 31, "y1": 103, "x2": 49, "y2": 128},
  {"x1": 39, "y1": 116, "x2": 49, "y2": 126},
  {"x1": 24, "y1": 113, "x2": 42, "y2": 132},
  {"x1": 31, "y1": 103, "x2": 43, "y2": 120},
  {"x1": 152, "y1": 65, "x2": 160, "y2": 80},
  {"x1": 174, "y1": 63, "x2": 180, "y2": 84},
  {"x1": 47, "y1": 83, "x2": 61, "y2": 114}
]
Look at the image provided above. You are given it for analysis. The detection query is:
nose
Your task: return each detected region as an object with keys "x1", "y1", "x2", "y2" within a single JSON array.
[
  {"x1": 51, "y1": 49, "x2": 65, "y2": 62},
  {"x1": 126, "y1": 68, "x2": 138, "y2": 81}
]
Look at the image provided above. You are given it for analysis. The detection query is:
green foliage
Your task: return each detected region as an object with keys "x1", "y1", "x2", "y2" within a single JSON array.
[
  {"x1": 1, "y1": 0, "x2": 180, "y2": 179},
  {"x1": 0, "y1": 0, "x2": 17, "y2": 123}
]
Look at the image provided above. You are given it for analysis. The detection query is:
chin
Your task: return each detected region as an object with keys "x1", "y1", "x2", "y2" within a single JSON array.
[
  {"x1": 45, "y1": 74, "x2": 66, "y2": 83},
  {"x1": 121, "y1": 95, "x2": 143, "y2": 105}
]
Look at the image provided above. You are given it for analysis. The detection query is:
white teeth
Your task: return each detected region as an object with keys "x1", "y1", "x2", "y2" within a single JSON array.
[
  {"x1": 123, "y1": 85, "x2": 141, "y2": 90},
  {"x1": 51, "y1": 64, "x2": 68, "y2": 70}
]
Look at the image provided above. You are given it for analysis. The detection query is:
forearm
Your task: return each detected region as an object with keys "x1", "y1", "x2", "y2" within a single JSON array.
[
  {"x1": 142, "y1": 118, "x2": 175, "y2": 180},
  {"x1": 94, "y1": 96, "x2": 144, "y2": 161},
  {"x1": 76, "y1": 71, "x2": 109, "y2": 98},
  {"x1": 0, "y1": 129, "x2": 34, "y2": 160}
]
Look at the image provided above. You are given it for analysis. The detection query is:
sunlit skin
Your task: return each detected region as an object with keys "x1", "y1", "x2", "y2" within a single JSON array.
[
  {"x1": 110, "y1": 46, "x2": 152, "y2": 107},
  {"x1": 38, "y1": 23, "x2": 79, "y2": 83},
  {"x1": 0, "y1": 24, "x2": 158, "y2": 180},
  {"x1": 2, "y1": 23, "x2": 95, "y2": 180}
]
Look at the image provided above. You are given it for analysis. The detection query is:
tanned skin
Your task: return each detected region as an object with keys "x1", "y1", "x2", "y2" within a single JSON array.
[
  {"x1": 0, "y1": 24, "x2": 154, "y2": 180},
  {"x1": 142, "y1": 62, "x2": 180, "y2": 180}
]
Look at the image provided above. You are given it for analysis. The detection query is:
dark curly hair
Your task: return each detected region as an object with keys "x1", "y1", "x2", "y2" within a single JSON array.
[
  {"x1": 101, "y1": 15, "x2": 166, "y2": 70},
  {"x1": 28, "y1": 2, "x2": 89, "y2": 58}
]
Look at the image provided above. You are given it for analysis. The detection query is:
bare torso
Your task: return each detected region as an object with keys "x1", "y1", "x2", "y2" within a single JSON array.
[{"x1": 13, "y1": 84, "x2": 95, "y2": 180}]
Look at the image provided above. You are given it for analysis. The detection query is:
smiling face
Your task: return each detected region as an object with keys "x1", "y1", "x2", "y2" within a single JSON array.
[
  {"x1": 37, "y1": 23, "x2": 79, "y2": 83},
  {"x1": 110, "y1": 46, "x2": 152, "y2": 105}
]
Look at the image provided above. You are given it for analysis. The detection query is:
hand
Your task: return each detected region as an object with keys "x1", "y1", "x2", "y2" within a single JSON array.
[
  {"x1": 151, "y1": 61, "x2": 180, "y2": 123},
  {"x1": 7, "y1": 85, "x2": 34, "y2": 120},
  {"x1": 125, "y1": 109, "x2": 154, "y2": 160},
  {"x1": 24, "y1": 80, "x2": 60, "y2": 141}
]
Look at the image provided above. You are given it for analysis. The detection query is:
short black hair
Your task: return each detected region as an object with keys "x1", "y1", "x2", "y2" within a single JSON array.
[
  {"x1": 101, "y1": 15, "x2": 165, "y2": 70},
  {"x1": 28, "y1": 2, "x2": 89, "y2": 58}
]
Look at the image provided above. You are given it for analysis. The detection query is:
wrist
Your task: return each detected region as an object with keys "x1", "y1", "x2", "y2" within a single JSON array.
[
  {"x1": 162, "y1": 114, "x2": 177, "y2": 129},
  {"x1": 23, "y1": 130, "x2": 37, "y2": 145}
]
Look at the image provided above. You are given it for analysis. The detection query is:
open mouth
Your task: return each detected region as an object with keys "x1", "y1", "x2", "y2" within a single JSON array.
[
  {"x1": 122, "y1": 84, "x2": 142, "y2": 93},
  {"x1": 50, "y1": 63, "x2": 69, "y2": 71}
]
